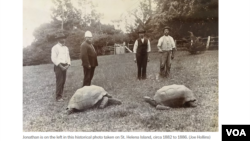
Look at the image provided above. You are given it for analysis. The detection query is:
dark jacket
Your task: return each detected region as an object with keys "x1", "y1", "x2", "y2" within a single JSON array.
[
  {"x1": 137, "y1": 38, "x2": 148, "y2": 55},
  {"x1": 80, "y1": 41, "x2": 98, "y2": 67}
]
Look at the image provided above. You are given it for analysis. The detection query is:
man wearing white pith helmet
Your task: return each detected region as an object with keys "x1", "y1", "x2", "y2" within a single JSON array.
[{"x1": 80, "y1": 31, "x2": 98, "y2": 86}]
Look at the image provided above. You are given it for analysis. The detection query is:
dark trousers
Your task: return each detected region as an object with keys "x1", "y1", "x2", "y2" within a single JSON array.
[
  {"x1": 136, "y1": 53, "x2": 148, "y2": 79},
  {"x1": 54, "y1": 64, "x2": 67, "y2": 100},
  {"x1": 83, "y1": 66, "x2": 96, "y2": 86}
]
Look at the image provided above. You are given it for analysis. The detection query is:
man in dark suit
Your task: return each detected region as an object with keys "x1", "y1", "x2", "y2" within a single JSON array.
[
  {"x1": 80, "y1": 31, "x2": 98, "y2": 86},
  {"x1": 133, "y1": 29, "x2": 151, "y2": 80}
]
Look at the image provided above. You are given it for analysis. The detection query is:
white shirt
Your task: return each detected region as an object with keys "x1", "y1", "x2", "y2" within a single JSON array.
[
  {"x1": 157, "y1": 35, "x2": 176, "y2": 51},
  {"x1": 133, "y1": 38, "x2": 151, "y2": 53},
  {"x1": 51, "y1": 43, "x2": 71, "y2": 66}
]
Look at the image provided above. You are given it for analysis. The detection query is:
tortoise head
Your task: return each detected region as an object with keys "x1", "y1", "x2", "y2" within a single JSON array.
[
  {"x1": 105, "y1": 93, "x2": 112, "y2": 98},
  {"x1": 184, "y1": 100, "x2": 197, "y2": 107},
  {"x1": 66, "y1": 107, "x2": 75, "y2": 115},
  {"x1": 144, "y1": 96, "x2": 157, "y2": 107}
]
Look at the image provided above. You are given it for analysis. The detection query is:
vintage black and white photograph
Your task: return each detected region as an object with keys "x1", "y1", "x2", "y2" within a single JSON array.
[{"x1": 23, "y1": 0, "x2": 218, "y2": 132}]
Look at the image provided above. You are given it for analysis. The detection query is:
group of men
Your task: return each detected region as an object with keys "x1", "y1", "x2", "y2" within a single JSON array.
[
  {"x1": 51, "y1": 26, "x2": 176, "y2": 102},
  {"x1": 51, "y1": 31, "x2": 97, "y2": 101},
  {"x1": 134, "y1": 26, "x2": 176, "y2": 80}
]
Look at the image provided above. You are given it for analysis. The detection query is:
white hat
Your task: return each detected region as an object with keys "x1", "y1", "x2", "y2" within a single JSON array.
[{"x1": 85, "y1": 31, "x2": 92, "y2": 37}]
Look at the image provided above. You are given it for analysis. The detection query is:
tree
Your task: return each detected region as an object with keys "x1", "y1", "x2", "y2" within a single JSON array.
[
  {"x1": 51, "y1": 0, "x2": 82, "y2": 30},
  {"x1": 125, "y1": 0, "x2": 154, "y2": 41},
  {"x1": 150, "y1": 0, "x2": 218, "y2": 39},
  {"x1": 23, "y1": 0, "x2": 133, "y2": 65}
]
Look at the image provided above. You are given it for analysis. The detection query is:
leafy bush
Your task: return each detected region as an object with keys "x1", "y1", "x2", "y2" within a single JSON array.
[
  {"x1": 187, "y1": 38, "x2": 207, "y2": 54},
  {"x1": 65, "y1": 30, "x2": 85, "y2": 60},
  {"x1": 23, "y1": 29, "x2": 129, "y2": 65}
]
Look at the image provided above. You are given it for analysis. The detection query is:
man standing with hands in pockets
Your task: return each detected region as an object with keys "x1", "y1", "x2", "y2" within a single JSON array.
[
  {"x1": 51, "y1": 33, "x2": 71, "y2": 102},
  {"x1": 80, "y1": 31, "x2": 98, "y2": 87},
  {"x1": 157, "y1": 26, "x2": 176, "y2": 78}
]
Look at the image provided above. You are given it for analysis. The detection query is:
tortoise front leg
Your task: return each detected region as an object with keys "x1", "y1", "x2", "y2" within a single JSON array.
[
  {"x1": 99, "y1": 97, "x2": 109, "y2": 109},
  {"x1": 156, "y1": 105, "x2": 170, "y2": 110}
]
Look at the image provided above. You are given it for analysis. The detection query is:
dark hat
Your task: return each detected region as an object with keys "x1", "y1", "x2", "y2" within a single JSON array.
[
  {"x1": 55, "y1": 33, "x2": 66, "y2": 39},
  {"x1": 138, "y1": 29, "x2": 146, "y2": 34},
  {"x1": 163, "y1": 26, "x2": 171, "y2": 31}
]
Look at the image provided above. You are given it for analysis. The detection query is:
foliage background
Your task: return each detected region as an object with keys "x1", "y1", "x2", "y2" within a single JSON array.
[{"x1": 23, "y1": 0, "x2": 218, "y2": 66}]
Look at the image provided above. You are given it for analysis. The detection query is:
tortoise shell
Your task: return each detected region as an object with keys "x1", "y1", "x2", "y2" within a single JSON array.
[
  {"x1": 67, "y1": 85, "x2": 108, "y2": 110},
  {"x1": 154, "y1": 84, "x2": 196, "y2": 107}
]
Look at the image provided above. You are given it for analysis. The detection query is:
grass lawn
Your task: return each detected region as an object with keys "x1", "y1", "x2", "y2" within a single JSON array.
[{"x1": 23, "y1": 50, "x2": 218, "y2": 132}]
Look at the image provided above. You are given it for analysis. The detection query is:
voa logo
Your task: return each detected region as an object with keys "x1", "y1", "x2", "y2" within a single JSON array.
[{"x1": 226, "y1": 129, "x2": 246, "y2": 136}]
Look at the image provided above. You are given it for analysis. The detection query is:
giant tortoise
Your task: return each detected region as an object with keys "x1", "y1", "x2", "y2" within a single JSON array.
[
  {"x1": 144, "y1": 84, "x2": 197, "y2": 110},
  {"x1": 66, "y1": 85, "x2": 122, "y2": 114}
]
